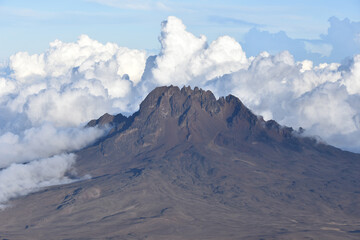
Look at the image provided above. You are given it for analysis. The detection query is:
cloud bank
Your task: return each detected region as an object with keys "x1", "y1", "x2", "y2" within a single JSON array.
[{"x1": 0, "y1": 16, "x2": 360, "y2": 205}]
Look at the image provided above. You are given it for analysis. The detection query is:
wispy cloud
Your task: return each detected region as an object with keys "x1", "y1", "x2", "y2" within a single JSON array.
[
  {"x1": 86, "y1": 0, "x2": 171, "y2": 11},
  {"x1": 0, "y1": 6, "x2": 56, "y2": 19},
  {"x1": 208, "y1": 15, "x2": 265, "y2": 28}
]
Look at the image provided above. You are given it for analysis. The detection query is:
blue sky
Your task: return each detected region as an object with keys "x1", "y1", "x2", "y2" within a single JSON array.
[{"x1": 0, "y1": 0, "x2": 360, "y2": 63}]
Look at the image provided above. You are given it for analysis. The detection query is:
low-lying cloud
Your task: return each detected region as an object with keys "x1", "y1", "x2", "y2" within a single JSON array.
[
  {"x1": 0, "y1": 15, "x2": 360, "y2": 205},
  {"x1": 0, "y1": 154, "x2": 76, "y2": 209},
  {"x1": 0, "y1": 124, "x2": 105, "y2": 168}
]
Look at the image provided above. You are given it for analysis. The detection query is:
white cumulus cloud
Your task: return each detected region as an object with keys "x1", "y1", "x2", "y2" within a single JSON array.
[{"x1": 151, "y1": 16, "x2": 248, "y2": 86}]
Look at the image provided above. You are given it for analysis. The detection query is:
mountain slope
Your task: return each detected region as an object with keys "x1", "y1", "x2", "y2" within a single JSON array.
[{"x1": 0, "y1": 86, "x2": 359, "y2": 240}]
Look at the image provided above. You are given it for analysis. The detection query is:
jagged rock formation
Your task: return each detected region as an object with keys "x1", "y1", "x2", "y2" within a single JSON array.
[{"x1": 0, "y1": 86, "x2": 359, "y2": 240}]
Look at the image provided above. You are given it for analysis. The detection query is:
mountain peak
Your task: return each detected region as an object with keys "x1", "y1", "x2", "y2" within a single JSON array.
[
  {"x1": 88, "y1": 86, "x2": 301, "y2": 151},
  {"x1": 138, "y1": 85, "x2": 249, "y2": 121},
  {"x1": 86, "y1": 112, "x2": 127, "y2": 128},
  {"x1": 139, "y1": 85, "x2": 218, "y2": 113}
]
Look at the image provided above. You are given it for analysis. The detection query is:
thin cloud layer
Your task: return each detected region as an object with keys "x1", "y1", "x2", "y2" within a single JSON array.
[
  {"x1": 86, "y1": 0, "x2": 170, "y2": 10},
  {"x1": 0, "y1": 16, "x2": 360, "y2": 205}
]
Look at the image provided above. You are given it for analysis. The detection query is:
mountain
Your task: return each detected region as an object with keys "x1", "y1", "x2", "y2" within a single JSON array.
[{"x1": 1, "y1": 86, "x2": 360, "y2": 240}]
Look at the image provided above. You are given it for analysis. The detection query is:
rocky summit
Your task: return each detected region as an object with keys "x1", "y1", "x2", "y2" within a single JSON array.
[{"x1": 0, "y1": 86, "x2": 360, "y2": 240}]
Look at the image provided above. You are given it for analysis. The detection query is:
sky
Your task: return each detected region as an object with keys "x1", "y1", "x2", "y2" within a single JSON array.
[
  {"x1": 1, "y1": 0, "x2": 360, "y2": 63},
  {"x1": 0, "y1": 1, "x2": 360, "y2": 207}
]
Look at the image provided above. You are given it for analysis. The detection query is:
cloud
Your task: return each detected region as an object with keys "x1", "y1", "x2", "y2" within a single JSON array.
[
  {"x1": 208, "y1": 16, "x2": 265, "y2": 28},
  {"x1": 204, "y1": 51, "x2": 360, "y2": 152},
  {"x1": 342, "y1": 54, "x2": 360, "y2": 95},
  {"x1": 86, "y1": 0, "x2": 170, "y2": 10},
  {"x1": 321, "y1": 17, "x2": 360, "y2": 61},
  {"x1": 150, "y1": 16, "x2": 248, "y2": 86},
  {"x1": 242, "y1": 17, "x2": 360, "y2": 64},
  {"x1": 5, "y1": 34, "x2": 147, "y2": 124},
  {"x1": 304, "y1": 41, "x2": 333, "y2": 57},
  {"x1": 1, "y1": 16, "x2": 360, "y2": 205},
  {"x1": 0, "y1": 124, "x2": 105, "y2": 168},
  {"x1": 0, "y1": 154, "x2": 77, "y2": 207}
]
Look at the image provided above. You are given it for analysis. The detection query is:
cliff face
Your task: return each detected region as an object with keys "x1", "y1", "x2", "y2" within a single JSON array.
[{"x1": 1, "y1": 86, "x2": 360, "y2": 240}]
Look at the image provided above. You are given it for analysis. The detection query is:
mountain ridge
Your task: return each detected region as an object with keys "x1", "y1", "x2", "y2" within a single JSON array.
[
  {"x1": 85, "y1": 85, "x2": 328, "y2": 157},
  {"x1": 0, "y1": 85, "x2": 359, "y2": 240}
]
